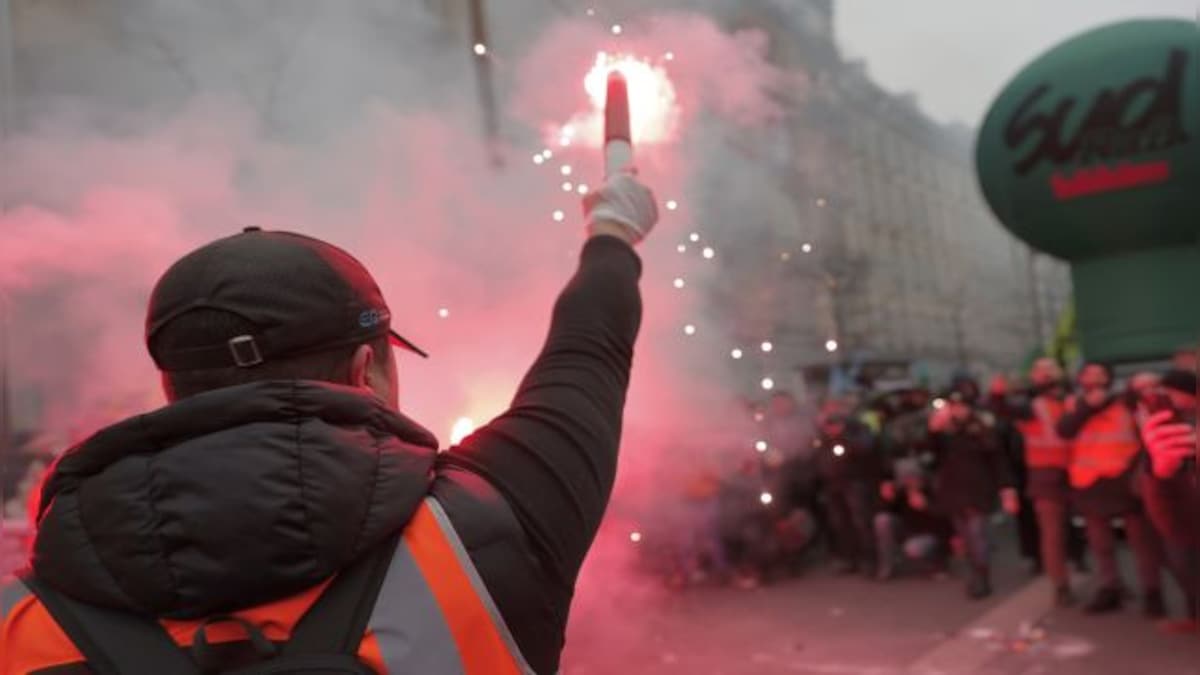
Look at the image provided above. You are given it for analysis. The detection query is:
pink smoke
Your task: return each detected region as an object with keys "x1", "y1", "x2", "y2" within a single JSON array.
[{"x1": 0, "y1": 6, "x2": 798, "y2": 661}]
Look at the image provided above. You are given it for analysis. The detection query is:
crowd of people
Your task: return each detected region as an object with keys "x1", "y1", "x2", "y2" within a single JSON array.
[{"x1": 657, "y1": 350, "x2": 1198, "y2": 634}]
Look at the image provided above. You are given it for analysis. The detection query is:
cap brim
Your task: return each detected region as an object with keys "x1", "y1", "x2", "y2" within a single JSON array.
[{"x1": 389, "y1": 330, "x2": 429, "y2": 359}]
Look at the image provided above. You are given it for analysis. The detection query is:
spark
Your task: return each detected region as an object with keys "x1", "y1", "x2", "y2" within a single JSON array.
[
  {"x1": 562, "y1": 181, "x2": 574, "y2": 192},
  {"x1": 437, "y1": 308, "x2": 450, "y2": 319},
  {"x1": 552, "y1": 210, "x2": 565, "y2": 222},
  {"x1": 673, "y1": 278, "x2": 685, "y2": 289},
  {"x1": 761, "y1": 341, "x2": 773, "y2": 353},
  {"x1": 755, "y1": 440, "x2": 768, "y2": 453},
  {"x1": 473, "y1": 43, "x2": 487, "y2": 56},
  {"x1": 684, "y1": 324, "x2": 697, "y2": 336},
  {"x1": 577, "y1": 183, "x2": 589, "y2": 195},
  {"x1": 664, "y1": 51, "x2": 675, "y2": 61},
  {"x1": 825, "y1": 339, "x2": 839, "y2": 352},
  {"x1": 630, "y1": 531, "x2": 642, "y2": 543},
  {"x1": 533, "y1": 154, "x2": 545, "y2": 165},
  {"x1": 689, "y1": 233, "x2": 700, "y2": 242},
  {"x1": 761, "y1": 377, "x2": 775, "y2": 391},
  {"x1": 677, "y1": 244, "x2": 687, "y2": 253},
  {"x1": 611, "y1": 24, "x2": 623, "y2": 35},
  {"x1": 802, "y1": 243, "x2": 814, "y2": 253},
  {"x1": 666, "y1": 200, "x2": 679, "y2": 211},
  {"x1": 561, "y1": 165, "x2": 573, "y2": 176},
  {"x1": 760, "y1": 492, "x2": 774, "y2": 505},
  {"x1": 702, "y1": 247, "x2": 715, "y2": 259},
  {"x1": 833, "y1": 444, "x2": 846, "y2": 457},
  {"x1": 450, "y1": 417, "x2": 476, "y2": 445},
  {"x1": 731, "y1": 348, "x2": 744, "y2": 360}
]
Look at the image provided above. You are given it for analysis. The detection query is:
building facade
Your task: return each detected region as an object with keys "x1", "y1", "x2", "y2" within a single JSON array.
[{"x1": 717, "y1": 0, "x2": 1071, "y2": 390}]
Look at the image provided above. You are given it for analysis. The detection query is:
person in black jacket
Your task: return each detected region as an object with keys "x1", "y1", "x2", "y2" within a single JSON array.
[
  {"x1": 927, "y1": 377, "x2": 1019, "y2": 599},
  {"x1": 811, "y1": 399, "x2": 886, "y2": 576},
  {"x1": 8, "y1": 172, "x2": 658, "y2": 674}
]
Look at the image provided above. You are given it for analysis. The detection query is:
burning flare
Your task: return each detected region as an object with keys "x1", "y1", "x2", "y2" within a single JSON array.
[{"x1": 555, "y1": 53, "x2": 679, "y2": 147}]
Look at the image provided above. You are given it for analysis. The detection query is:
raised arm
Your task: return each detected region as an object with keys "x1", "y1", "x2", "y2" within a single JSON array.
[{"x1": 439, "y1": 174, "x2": 657, "y2": 586}]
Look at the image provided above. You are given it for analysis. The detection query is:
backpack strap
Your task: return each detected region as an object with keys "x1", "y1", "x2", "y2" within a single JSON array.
[
  {"x1": 282, "y1": 533, "x2": 402, "y2": 657},
  {"x1": 18, "y1": 571, "x2": 202, "y2": 675}
]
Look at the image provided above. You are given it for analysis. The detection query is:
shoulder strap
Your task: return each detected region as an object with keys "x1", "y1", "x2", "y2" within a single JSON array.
[
  {"x1": 18, "y1": 572, "x2": 202, "y2": 675},
  {"x1": 283, "y1": 533, "x2": 402, "y2": 657}
]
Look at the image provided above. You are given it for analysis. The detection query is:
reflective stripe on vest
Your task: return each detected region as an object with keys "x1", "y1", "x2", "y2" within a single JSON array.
[
  {"x1": 1, "y1": 498, "x2": 534, "y2": 675},
  {"x1": 373, "y1": 498, "x2": 534, "y2": 675},
  {"x1": 0, "y1": 580, "x2": 30, "y2": 619},
  {"x1": 1069, "y1": 405, "x2": 1141, "y2": 489},
  {"x1": 1018, "y1": 397, "x2": 1070, "y2": 469}
]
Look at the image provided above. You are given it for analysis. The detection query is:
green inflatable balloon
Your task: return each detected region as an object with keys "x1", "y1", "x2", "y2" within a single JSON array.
[{"x1": 976, "y1": 19, "x2": 1200, "y2": 363}]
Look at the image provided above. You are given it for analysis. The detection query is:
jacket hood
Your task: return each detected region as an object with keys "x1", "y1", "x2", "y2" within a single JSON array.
[{"x1": 31, "y1": 380, "x2": 439, "y2": 619}]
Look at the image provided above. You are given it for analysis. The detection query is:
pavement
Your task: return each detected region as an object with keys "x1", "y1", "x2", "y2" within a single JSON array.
[{"x1": 562, "y1": 519, "x2": 1200, "y2": 674}]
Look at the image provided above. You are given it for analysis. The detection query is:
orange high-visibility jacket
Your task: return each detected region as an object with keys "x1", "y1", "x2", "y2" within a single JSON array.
[
  {"x1": 1017, "y1": 396, "x2": 1071, "y2": 469},
  {"x1": 1068, "y1": 404, "x2": 1141, "y2": 489},
  {"x1": 1, "y1": 499, "x2": 534, "y2": 675}
]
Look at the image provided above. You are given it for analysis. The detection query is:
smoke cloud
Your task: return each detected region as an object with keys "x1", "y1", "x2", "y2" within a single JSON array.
[{"x1": 1, "y1": 1, "x2": 806, "y2": 665}]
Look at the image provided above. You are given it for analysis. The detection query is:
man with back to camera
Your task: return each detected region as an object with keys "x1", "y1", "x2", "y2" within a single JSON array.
[{"x1": 0, "y1": 172, "x2": 659, "y2": 674}]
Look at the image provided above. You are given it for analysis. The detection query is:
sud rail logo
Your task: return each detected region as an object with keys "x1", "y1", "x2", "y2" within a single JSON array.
[{"x1": 1003, "y1": 48, "x2": 1190, "y2": 201}]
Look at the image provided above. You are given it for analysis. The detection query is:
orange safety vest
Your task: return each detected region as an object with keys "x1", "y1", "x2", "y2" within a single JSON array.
[
  {"x1": 0, "y1": 498, "x2": 534, "y2": 675},
  {"x1": 1016, "y1": 396, "x2": 1070, "y2": 469},
  {"x1": 1068, "y1": 404, "x2": 1141, "y2": 489}
]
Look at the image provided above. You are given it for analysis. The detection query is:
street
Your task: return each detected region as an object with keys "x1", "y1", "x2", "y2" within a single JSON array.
[{"x1": 563, "y1": 522, "x2": 1200, "y2": 675}]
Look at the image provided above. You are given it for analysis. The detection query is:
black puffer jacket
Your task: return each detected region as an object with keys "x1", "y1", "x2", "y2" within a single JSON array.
[{"x1": 33, "y1": 381, "x2": 438, "y2": 619}]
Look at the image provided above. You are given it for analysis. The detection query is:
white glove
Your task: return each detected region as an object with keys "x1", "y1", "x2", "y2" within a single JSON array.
[{"x1": 582, "y1": 172, "x2": 659, "y2": 244}]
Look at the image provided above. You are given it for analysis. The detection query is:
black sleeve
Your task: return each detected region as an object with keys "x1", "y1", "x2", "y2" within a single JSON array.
[
  {"x1": 438, "y1": 236, "x2": 642, "y2": 587},
  {"x1": 1056, "y1": 399, "x2": 1105, "y2": 439},
  {"x1": 987, "y1": 429, "x2": 1016, "y2": 490},
  {"x1": 926, "y1": 432, "x2": 947, "y2": 467},
  {"x1": 865, "y1": 429, "x2": 891, "y2": 482},
  {"x1": 1141, "y1": 470, "x2": 1199, "y2": 544},
  {"x1": 988, "y1": 393, "x2": 1033, "y2": 422}
]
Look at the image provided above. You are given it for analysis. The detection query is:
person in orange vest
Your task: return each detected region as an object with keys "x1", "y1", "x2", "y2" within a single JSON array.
[
  {"x1": 0, "y1": 172, "x2": 659, "y2": 674},
  {"x1": 1057, "y1": 362, "x2": 1165, "y2": 617},
  {"x1": 989, "y1": 358, "x2": 1076, "y2": 606}
]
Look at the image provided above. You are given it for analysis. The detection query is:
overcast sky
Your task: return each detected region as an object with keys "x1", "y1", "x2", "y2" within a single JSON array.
[{"x1": 834, "y1": 0, "x2": 1198, "y2": 126}]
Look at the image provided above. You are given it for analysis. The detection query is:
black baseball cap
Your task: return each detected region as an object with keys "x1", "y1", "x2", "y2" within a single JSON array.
[{"x1": 146, "y1": 227, "x2": 427, "y2": 372}]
